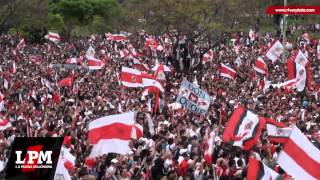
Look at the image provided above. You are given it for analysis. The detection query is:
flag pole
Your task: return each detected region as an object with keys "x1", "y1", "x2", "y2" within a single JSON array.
[{"x1": 282, "y1": 0, "x2": 287, "y2": 63}]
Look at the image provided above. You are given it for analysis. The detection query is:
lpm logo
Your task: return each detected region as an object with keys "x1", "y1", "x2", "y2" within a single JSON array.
[{"x1": 5, "y1": 137, "x2": 63, "y2": 180}]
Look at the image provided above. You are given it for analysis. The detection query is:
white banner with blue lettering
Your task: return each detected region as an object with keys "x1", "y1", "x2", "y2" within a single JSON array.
[{"x1": 176, "y1": 79, "x2": 210, "y2": 115}]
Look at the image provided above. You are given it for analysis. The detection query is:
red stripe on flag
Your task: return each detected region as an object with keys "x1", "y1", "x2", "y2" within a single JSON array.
[
  {"x1": 88, "y1": 123, "x2": 133, "y2": 144},
  {"x1": 284, "y1": 138, "x2": 320, "y2": 178},
  {"x1": 120, "y1": 72, "x2": 142, "y2": 83}
]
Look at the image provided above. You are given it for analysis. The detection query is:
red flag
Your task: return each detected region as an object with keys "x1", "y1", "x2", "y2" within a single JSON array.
[{"x1": 58, "y1": 77, "x2": 73, "y2": 87}]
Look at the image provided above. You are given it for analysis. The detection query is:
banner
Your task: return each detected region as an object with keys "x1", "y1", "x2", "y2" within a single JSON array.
[{"x1": 176, "y1": 79, "x2": 210, "y2": 115}]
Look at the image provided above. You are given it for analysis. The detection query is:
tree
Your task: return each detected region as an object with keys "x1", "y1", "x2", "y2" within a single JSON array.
[{"x1": 50, "y1": 0, "x2": 120, "y2": 35}]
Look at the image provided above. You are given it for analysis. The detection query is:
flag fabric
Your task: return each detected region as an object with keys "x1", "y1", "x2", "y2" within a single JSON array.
[
  {"x1": 58, "y1": 77, "x2": 73, "y2": 87},
  {"x1": 131, "y1": 123, "x2": 143, "y2": 139},
  {"x1": 202, "y1": 49, "x2": 214, "y2": 63},
  {"x1": 142, "y1": 78, "x2": 164, "y2": 92},
  {"x1": 220, "y1": 63, "x2": 237, "y2": 79},
  {"x1": 131, "y1": 56, "x2": 149, "y2": 71},
  {"x1": 88, "y1": 112, "x2": 136, "y2": 157},
  {"x1": 293, "y1": 50, "x2": 312, "y2": 90},
  {"x1": 277, "y1": 126, "x2": 320, "y2": 180},
  {"x1": 222, "y1": 106, "x2": 266, "y2": 150},
  {"x1": 60, "y1": 147, "x2": 76, "y2": 170},
  {"x1": 119, "y1": 48, "x2": 129, "y2": 58},
  {"x1": 266, "y1": 40, "x2": 283, "y2": 63},
  {"x1": 87, "y1": 58, "x2": 105, "y2": 70},
  {"x1": 16, "y1": 38, "x2": 25, "y2": 49},
  {"x1": 66, "y1": 57, "x2": 82, "y2": 64},
  {"x1": 317, "y1": 41, "x2": 320, "y2": 60},
  {"x1": 145, "y1": 37, "x2": 158, "y2": 49},
  {"x1": 0, "y1": 117, "x2": 12, "y2": 131},
  {"x1": 267, "y1": 124, "x2": 292, "y2": 144},
  {"x1": 54, "y1": 155, "x2": 72, "y2": 180},
  {"x1": 11, "y1": 61, "x2": 16, "y2": 74},
  {"x1": 294, "y1": 50, "x2": 308, "y2": 67},
  {"x1": 106, "y1": 34, "x2": 127, "y2": 42},
  {"x1": 153, "y1": 64, "x2": 169, "y2": 82},
  {"x1": 254, "y1": 57, "x2": 268, "y2": 75},
  {"x1": 247, "y1": 157, "x2": 281, "y2": 180},
  {"x1": 85, "y1": 46, "x2": 95, "y2": 60},
  {"x1": 45, "y1": 32, "x2": 61, "y2": 43},
  {"x1": 120, "y1": 67, "x2": 142, "y2": 87},
  {"x1": 204, "y1": 129, "x2": 215, "y2": 165}
]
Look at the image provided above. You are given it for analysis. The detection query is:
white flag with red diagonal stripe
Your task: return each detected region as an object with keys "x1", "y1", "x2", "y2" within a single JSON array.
[
  {"x1": 220, "y1": 63, "x2": 236, "y2": 79},
  {"x1": 277, "y1": 126, "x2": 320, "y2": 180},
  {"x1": 16, "y1": 38, "x2": 25, "y2": 50},
  {"x1": 87, "y1": 58, "x2": 105, "y2": 70},
  {"x1": 254, "y1": 57, "x2": 268, "y2": 75},
  {"x1": 88, "y1": 112, "x2": 136, "y2": 157},
  {"x1": 142, "y1": 78, "x2": 164, "y2": 92},
  {"x1": 45, "y1": 32, "x2": 61, "y2": 43}
]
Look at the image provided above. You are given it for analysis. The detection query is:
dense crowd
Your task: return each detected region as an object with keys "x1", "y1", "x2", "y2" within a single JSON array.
[{"x1": 0, "y1": 23, "x2": 320, "y2": 180}]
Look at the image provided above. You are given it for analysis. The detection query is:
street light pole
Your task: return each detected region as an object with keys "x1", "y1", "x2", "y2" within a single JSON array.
[{"x1": 282, "y1": 0, "x2": 287, "y2": 63}]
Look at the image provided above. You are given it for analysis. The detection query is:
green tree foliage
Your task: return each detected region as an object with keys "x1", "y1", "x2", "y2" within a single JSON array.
[{"x1": 50, "y1": 0, "x2": 120, "y2": 34}]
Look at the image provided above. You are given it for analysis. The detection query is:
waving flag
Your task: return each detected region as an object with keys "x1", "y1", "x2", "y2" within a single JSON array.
[
  {"x1": 266, "y1": 40, "x2": 283, "y2": 63},
  {"x1": 220, "y1": 64, "x2": 237, "y2": 79},
  {"x1": 16, "y1": 38, "x2": 25, "y2": 49},
  {"x1": 87, "y1": 58, "x2": 105, "y2": 70},
  {"x1": 222, "y1": 106, "x2": 266, "y2": 150},
  {"x1": 292, "y1": 50, "x2": 312, "y2": 89},
  {"x1": 277, "y1": 126, "x2": 320, "y2": 180},
  {"x1": 0, "y1": 117, "x2": 12, "y2": 131},
  {"x1": 302, "y1": 32, "x2": 311, "y2": 44},
  {"x1": 247, "y1": 157, "x2": 281, "y2": 180},
  {"x1": 45, "y1": 32, "x2": 61, "y2": 43},
  {"x1": 202, "y1": 49, "x2": 214, "y2": 63},
  {"x1": 60, "y1": 147, "x2": 76, "y2": 170},
  {"x1": 131, "y1": 56, "x2": 149, "y2": 72},
  {"x1": 119, "y1": 48, "x2": 129, "y2": 58},
  {"x1": 131, "y1": 123, "x2": 143, "y2": 139},
  {"x1": 142, "y1": 78, "x2": 164, "y2": 92},
  {"x1": 267, "y1": 124, "x2": 292, "y2": 143},
  {"x1": 120, "y1": 67, "x2": 142, "y2": 87},
  {"x1": 88, "y1": 112, "x2": 136, "y2": 157},
  {"x1": 254, "y1": 57, "x2": 268, "y2": 75},
  {"x1": 58, "y1": 77, "x2": 73, "y2": 87},
  {"x1": 204, "y1": 128, "x2": 216, "y2": 165}
]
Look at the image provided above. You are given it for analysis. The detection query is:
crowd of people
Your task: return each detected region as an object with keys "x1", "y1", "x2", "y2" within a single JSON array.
[{"x1": 0, "y1": 23, "x2": 319, "y2": 180}]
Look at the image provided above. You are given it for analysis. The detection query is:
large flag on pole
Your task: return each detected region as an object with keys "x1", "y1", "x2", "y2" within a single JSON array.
[
  {"x1": 277, "y1": 126, "x2": 320, "y2": 180},
  {"x1": 88, "y1": 112, "x2": 136, "y2": 157},
  {"x1": 254, "y1": 57, "x2": 268, "y2": 75},
  {"x1": 222, "y1": 106, "x2": 266, "y2": 150}
]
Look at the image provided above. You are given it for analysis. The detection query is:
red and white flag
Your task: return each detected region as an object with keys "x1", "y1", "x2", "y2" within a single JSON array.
[
  {"x1": 131, "y1": 123, "x2": 143, "y2": 139},
  {"x1": 45, "y1": 32, "x2": 61, "y2": 43},
  {"x1": 202, "y1": 49, "x2": 213, "y2": 63},
  {"x1": 87, "y1": 58, "x2": 105, "y2": 70},
  {"x1": 220, "y1": 63, "x2": 237, "y2": 79},
  {"x1": 247, "y1": 157, "x2": 281, "y2": 180},
  {"x1": 66, "y1": 56, "x2": 82, "y2": 64},
  {"x1": 108, "y1": 34, "x2": 127, "y2": 41},
  {"x1": 266, "y1": 40, "x2": 283, "y2": 63},
  {"x1": 142, "y1": 78, "x2": 164, "y2": 92},
  {"x1": 254, "y1": 57, "x2": 268, "y2": 75},
  {"x1": 222, "y1": 106, "x2": 266, "y2": 150},
  {"x1": 0, "y1": 117, "x2": 12, "y2": 131},
  {"x1": 277, "y1": 126, "x2": 320, "y2": 180},
  {"x1": 16, "y1": 38, "x2": 25, "y2": 49},
  {"x1": 88, "y1": 112, "x2": 136, "y2": 157},
  {"x1": 131, "y1": 56, "x2": 149, "y2": 71},
  {"x1": 293, "y1": 50, "x2": 312, "y2": 90},
  {"x1": 204, "y1": 128, "x2": 215, "y2": 165},
  {"x1": 60, "y1": 147, "x2": 76, "y2": 170},
  {"x1": 267, "y1": 124, "x2": 292, "y2": 144},
  {"x1": 120, "y1": 67, "x2": 142, "y2": 87},
  {"x1": 119, "y1": 48, "x2": 129, "y2": 58},
  {"x1": 145, "y1": 37, "x2": 158, "y2": 49},
  {"x1": 11, "y1": 61, "x2": 16, "y2": 74}
]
